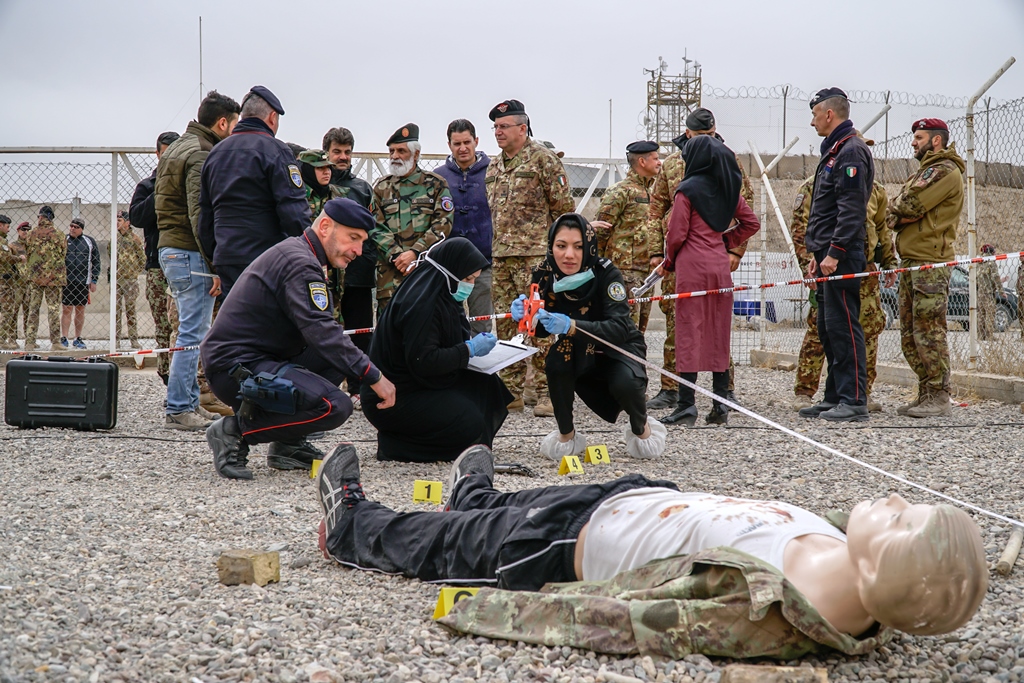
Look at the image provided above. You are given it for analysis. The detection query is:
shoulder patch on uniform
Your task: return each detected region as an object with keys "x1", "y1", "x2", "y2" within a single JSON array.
[
  {"x1": 922, "y1": 167, "x2": 935, "y2": 181},
  {"x1": 794, "y1": 193, "x2": 804, "y2": 209},
  {"x1": 308, "y1": 281, "x2": 329, "y2": 311},
  {"x1": 289, "y1": 164, "x2": 303, "y2": 188},
  {"x1": 557, "y1": 175, "x2": 567, "y2": 187},
  {"x1": 607, "y1": 281, "x2": 626, "y2": 301},
  {"x1": 440, "y1": 196, "x2": 454, "y2": 212}
]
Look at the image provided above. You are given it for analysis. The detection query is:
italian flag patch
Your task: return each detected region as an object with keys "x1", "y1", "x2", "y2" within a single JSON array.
[
  {"x1": 846, "y1": 167, "x2": 857, "y2": 177},
  {"x1": 558, "y1": 175, "x2": 567, "y2": 187}
]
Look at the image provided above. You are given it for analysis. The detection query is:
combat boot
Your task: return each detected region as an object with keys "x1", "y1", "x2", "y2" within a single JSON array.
[
  {"x1": 207, "y1": 415, "x2": 252, "y2": 480},
  {"x1": 790, "y1": 394, "x2": 814, "y2": 412},
  {"x1": 533, "y1": 398, "x2": 554, "y2": 418},
  {"x1": 201, "y1": 390, "x2": 234, "y2": 416},
  {"x1": 507, "y1": 397, "x2": 525, "y2": 412},
  {"x1": 897, "y1": 388, "x2": 928, "y2": 416},
  {"x1": 906, "y1": 390, "x2": 952, "y2": 418},
  {"x1": 866, "y1": 395, "x2": 882, "y2": 413},
  {"x1": 267, "y1": 437, "x2": 325, "y2": 471}
]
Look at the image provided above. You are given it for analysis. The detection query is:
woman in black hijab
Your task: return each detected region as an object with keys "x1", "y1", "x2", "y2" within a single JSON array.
[
  {"x1": 361, "y1": 237, "x2": 512, "y2": 462},
  {"x1": 513, "y1": 213, "x2": 667, "y2": 461}
]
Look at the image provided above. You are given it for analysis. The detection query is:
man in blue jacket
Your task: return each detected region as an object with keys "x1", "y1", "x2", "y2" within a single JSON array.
[
  {"x1": 433, "y1": 119, "x2": 493, "y2": 333},
  {"x1": 198, "y1": 86, "x2": 311, "y2": 295},
  {"x1": 800, "y1": 88, "x2": 874, "y2": 423}
]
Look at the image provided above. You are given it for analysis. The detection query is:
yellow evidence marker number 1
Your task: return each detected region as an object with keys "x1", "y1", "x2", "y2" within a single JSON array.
[
  {"x1": 558, "y1": 455, "x2": 584, "y2": 475},
  {"x1": 433, "y1": 587, "x2": 480, "y2": 619},
  {"x1": 584, "y1": 445, "x2": 610, "y2": 465},
  {"x1": 413, "y1": 480, "x2": 443, "y2": 504}
]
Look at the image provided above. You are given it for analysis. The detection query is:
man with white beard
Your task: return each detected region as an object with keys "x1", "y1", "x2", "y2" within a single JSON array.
[{"x1": 370, "y1": 123, "x2": 454, "y2": 309}]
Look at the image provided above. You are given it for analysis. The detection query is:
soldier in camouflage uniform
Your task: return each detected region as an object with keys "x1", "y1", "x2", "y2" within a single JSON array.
[
  {"x1": 0, "y1": 217, "x2": 29, "y2": 349},
  {"x1": 110, "y1": 211, "x2": 146, "y2": 346},
  {"x1": 646, "y1": 108, "x2": 755, "y2": 409},
  {"x1": 594, "y1": 141, "x2": 661, "y2": 331},
  {"x1": 486, "y1": 100, "x2": 576, "y2": 416},
  {"x1": 371, "y1": 124, "x2": 452, "y2": 308},
  {"x1": 791, "y1": 174, "x2": 895, "y2": 412},
  {"x1": 299, "y1": 148, "x2": 349, "y2": 318},
  {"x1": 887, "y1": 119, "x2": 964, "y2": 417},
  {"x1": 1018, "y1": 258, "x2": 1024, "y2": 340},
  {"x1": 24, "y1": 206, "x2": 67, "y2": 351},
  {"x1": 976, "y1": 244, "x2": 1001, "y2": 341}
]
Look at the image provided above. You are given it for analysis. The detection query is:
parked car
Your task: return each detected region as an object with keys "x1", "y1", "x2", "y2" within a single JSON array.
[{"x1": 880, "y1": 266, "x2": 1019, "y2": 332}]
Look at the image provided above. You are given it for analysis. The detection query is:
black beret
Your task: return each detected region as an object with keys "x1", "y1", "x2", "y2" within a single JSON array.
[
  {"x1": 488, "y1": 99, "x2": 528, "y2": 121},
  {"x1": 626, "y1": 140, "x2": 659, "y2": 155},
  {"x1": 244, "y1": 85, "x2": 285, "y2": 115},
  {"x1": 38, "y1": 205, "x2": 54, "y2": 220},
  {"x1": 810, "y1": 87, "x2": 849, "y2": 109},
  {"x1": 386, "y1": 123, "x2": 419, "y2": 146},
  {"x1": 685, "y1": 108, "x2": 716, "y2": 132},
  {"x1": 324, "y1": 197, "x2": 375, "y2": 233},
  {"x1": 0, "y1": 214, "x2": 10, "y2": 225}
]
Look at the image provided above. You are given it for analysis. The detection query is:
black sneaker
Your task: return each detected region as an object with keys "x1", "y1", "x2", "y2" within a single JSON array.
[
  {"x1": 798, "y1": 401, "x2": 837, "y2": 418},
  {"x1": 316, "y1": 443, "x2": 364, "y2": 537},
  {"x1": 645, "y1": 388, "x2": 678, "y2": 410},
  {"x1": 207, "y1": 415, "x2": 252, "y2": 480},
  {"x1": 267, "y1": 438, "x2": 324, "y2": 470},
  {"x1": 447, "y1": 444, "x2": 495, "y2": 505},
  {"x1": 819, "y1": 403, "x2": 869, "y2": 423}
]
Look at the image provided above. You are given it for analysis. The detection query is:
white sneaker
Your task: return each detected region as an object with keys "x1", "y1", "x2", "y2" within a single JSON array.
[{"x1": 540, "y1": 429, "x2": 587, "y2": 461}]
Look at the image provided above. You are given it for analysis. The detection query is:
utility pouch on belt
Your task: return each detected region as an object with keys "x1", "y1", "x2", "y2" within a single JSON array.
[{"x1": 231, "y1": 364, "x2": 298, "y2": 418}]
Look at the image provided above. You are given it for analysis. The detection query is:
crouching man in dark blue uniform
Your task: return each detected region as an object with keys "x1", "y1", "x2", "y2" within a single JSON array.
[{"x1": 200, "y1": 198, "x2": 397, "y2": 480}]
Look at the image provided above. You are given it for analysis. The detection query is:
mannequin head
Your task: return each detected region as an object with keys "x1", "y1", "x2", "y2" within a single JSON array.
[{"x1": 847, "y1": 494, "x2": 987, "y2": 635}]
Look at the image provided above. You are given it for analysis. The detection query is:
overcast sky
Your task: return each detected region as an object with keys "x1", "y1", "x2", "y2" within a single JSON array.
[{"x1": 1, "y1": 0, "x2": 1023, "y2": 158}]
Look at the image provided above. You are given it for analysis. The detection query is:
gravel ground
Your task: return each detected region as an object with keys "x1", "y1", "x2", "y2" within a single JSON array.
[{"x1": 2, "y1": 354, "x2": 1024, "y2": 683}]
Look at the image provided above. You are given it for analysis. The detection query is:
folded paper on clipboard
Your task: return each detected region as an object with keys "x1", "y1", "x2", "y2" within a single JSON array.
[{"x1": 467, "y1": 339, "x2": 538, "y2": 375}]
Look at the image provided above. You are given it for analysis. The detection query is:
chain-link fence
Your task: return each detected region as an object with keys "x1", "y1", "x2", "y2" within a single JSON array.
[
  {"x1": 746, "y1": 96, "x2": 1024, "y2": 382},
  {"x1": 2, "y1": 97, "x2": 1021, "y2": 384}
]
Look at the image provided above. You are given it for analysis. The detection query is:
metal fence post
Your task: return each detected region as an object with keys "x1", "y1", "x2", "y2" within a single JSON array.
[
  {"x1": 109, "y1": 153, "x2": 119, "y2": 353},
  {"x1": 966, "y1": 57, "x2": 1016, "y2": 370}
]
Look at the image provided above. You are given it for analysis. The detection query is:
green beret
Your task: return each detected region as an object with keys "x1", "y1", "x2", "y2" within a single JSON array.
[{"x1": 387, "y1": 123, "x2": 419, "y2": 146}]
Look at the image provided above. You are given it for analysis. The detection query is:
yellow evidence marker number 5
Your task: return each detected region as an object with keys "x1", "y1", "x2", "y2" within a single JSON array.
[
  {"x1": 413, "y1": 480, "x2": 443, "y2": 504},
  {"x1": 432, "y1": 586, "x2": 480, "y2": 619},
  {"x1": 584, "y1": 445, "x2": 610, "y2": 464}
]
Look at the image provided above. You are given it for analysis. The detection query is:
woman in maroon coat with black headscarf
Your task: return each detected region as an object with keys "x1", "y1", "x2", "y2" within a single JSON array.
[{"x1": 660, "y1": 135, "x2": 760, "y2": 427}]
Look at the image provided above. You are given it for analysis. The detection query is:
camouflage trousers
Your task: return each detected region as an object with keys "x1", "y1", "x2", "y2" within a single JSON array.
[
  {"x1": 25, "y1": 284, "x2": 62, "y2": 346},
  {"x1": 115, "y1": 278, "x2": 140, "y2": 342},
  {"x1": 794, "y1": 275, "x2": 886, "y2": 397},
  {"x1": 898, "y1": 262, "x2": 951, "y2": 394},
  {"x1": 621, "y1": 270, "x2": 652, "y2": 333},
  {"x1": 493, "y1": 255, "x2": 551, "y2": 399},
  {"x1": 145, "y1": 268, "x2": 175, "y2": 381},
  {"x1": 0, "y1": 280, "x2": 26, "y2": 345},
  {"x1": 657, "y1": 271, "x2": 734, "y2": 392},
  {"x1": 977, "y1": 295, "x2": 996, "y2": 341}
]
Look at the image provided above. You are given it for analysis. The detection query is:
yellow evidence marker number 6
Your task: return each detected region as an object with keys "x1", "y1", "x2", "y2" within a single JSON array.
[
  {"x1": 432, "y1": 586, "x2": 480, "y2": 619},
  {"x1": 585, "y1": 445, "x2": 610, "y2": 464},
  {"x1": 413, "y1": 480, "x2": 443, "y2": 504}
]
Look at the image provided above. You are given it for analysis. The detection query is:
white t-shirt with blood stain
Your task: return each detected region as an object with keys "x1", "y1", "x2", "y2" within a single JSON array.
[{"x1": 581, "y1": 488, "x2": 846, "y2": 581}]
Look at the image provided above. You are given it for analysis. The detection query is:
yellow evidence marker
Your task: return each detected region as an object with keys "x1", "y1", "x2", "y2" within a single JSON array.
[
  {"x1": 558, "y1": 455, "x2": 584, "y2": 475},
  {"x1": 413, "y1": 480, "x2": 443, "y2": 504},
  {"x1": 432, "y1": 587, "x2": 480, "y2": 619},
  {"x1": 584, "y1": 445, "x2": 610, "y2": 465},
  {"x1": 310, "y1": 459, "x2": 323, "y2": 479}
]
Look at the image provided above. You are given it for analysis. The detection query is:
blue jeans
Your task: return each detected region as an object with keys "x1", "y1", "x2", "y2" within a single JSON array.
[{"x1": 159, "y1": 248, "x2": 215, "y2": 415}]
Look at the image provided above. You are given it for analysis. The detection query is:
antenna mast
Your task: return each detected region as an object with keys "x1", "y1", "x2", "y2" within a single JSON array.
[{"x1": 199, "y1": 16, "x2": 204, "y2": 103}]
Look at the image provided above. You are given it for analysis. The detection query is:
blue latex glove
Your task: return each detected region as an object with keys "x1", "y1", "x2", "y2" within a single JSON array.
[
  {"x1": 510, "y1": 294, "x2": 527, "y2": 322},
  {"x1": 466, "y1": 332, "x2": 498, "y2": 358},
  {"x1": 535, "y1": 309, "x2": 571, "y2": 335}
]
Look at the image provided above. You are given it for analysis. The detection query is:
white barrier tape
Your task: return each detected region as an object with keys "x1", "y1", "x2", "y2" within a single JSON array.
[
  {"x1": 572, "y1": 325, "x2": 1024, "y2": 528},
  {"x1": 0, "y1": 344, "x2": 201, "y2": 358}
]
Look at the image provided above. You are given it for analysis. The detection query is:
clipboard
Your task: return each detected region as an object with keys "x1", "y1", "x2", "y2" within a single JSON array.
[{"x1": 466, "y1": 339, "x2": 538, "y2": 375}]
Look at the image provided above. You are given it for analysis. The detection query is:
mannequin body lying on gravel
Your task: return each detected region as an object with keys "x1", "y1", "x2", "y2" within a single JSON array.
[
  {"x1": 316, "y1": 443, "x2": 987, "y2": 658},
  {"x1": 512, "y1": 214, "x2": 667, "y2": 461}
]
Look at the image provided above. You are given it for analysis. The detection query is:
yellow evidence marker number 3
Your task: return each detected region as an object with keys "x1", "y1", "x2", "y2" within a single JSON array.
[
  {"x1": 585, "y1": 445, "x2": 610, "y2": 464},
  {"x1": 413, "y1": 480, "x2": 443, "y2": 504},
  {"x1": 558, "y1": 455, "x2": 584, "y2": 475},
  {"x1": 433, "y1": 587, "x2": 480, "y2": 619}
]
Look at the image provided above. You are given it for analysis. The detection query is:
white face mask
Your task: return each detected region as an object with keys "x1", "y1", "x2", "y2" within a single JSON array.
[{"x1": 552, "y1": 269, "x2": 595, "y2": 293}]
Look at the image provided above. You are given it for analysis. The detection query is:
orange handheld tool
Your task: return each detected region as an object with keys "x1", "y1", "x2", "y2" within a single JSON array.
[{"x1": 518, "y1": 284, "x2": 544, "y2": 337}]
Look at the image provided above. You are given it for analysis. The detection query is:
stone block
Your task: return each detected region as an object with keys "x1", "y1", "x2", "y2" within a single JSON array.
[
  {"x1": 720, "y1": 664, "x2": 827, "y2": 683},
  {"x1": 217, "y1": 549, "x2": 280, "y2": 586}
]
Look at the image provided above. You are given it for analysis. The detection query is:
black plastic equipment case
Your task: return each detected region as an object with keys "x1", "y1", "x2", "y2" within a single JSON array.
[{"x1": 4, "y1": 355, "x2": 118, "y2": 430}]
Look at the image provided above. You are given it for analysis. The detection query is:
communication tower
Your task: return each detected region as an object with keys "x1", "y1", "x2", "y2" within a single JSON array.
[{"x1": 643, "y1": 54, "x2": 702, "y2": 151}]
